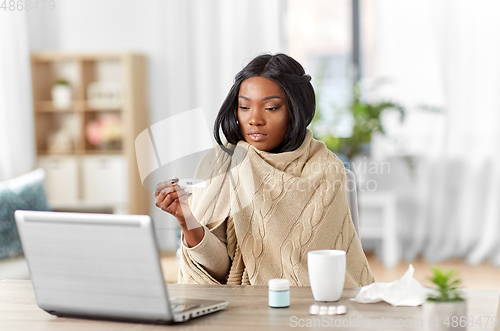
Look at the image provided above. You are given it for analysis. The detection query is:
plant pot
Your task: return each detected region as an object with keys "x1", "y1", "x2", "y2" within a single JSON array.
[
  {"x1": 422, "y1": 300, "x2": 467, "y2": 331},
  {"x1": 51, "y1": 85, "x2": 72, "y2": 109}
]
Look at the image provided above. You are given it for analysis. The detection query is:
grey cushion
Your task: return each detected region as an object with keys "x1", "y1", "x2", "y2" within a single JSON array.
[{"x1": 0, "y1": 168, "x2": 51, "y2": 259}]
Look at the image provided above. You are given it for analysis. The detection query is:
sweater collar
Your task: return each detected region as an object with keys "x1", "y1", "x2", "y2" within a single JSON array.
[{"x1": 236, "y1": 128, "x2": 313, "y2": 172}]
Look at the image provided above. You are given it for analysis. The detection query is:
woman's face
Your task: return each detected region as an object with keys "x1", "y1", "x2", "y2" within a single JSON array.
[{"x1": 237, "y1": 77, "x2": 289, "y2": 152}]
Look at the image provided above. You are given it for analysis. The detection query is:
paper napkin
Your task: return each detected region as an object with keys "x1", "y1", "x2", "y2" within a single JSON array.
[{"x1": 351, "y1": 265, "x2": 435, "y2": 306}]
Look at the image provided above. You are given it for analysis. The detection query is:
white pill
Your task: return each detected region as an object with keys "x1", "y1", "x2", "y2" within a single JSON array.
[
  {"x1": 328, "y1": 306, "x2": 337, "y2": 315},
  {"x1": 309, "y1": 304, "x2": 320, "y2": 315},
  {"x1": 336, "y1": 305, "x2": 347, "y2": 315}
]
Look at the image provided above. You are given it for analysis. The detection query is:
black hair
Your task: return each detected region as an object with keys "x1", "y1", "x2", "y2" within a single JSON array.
[{"x1": 213, "y1": 53, "x2": 316, "y2": 153}]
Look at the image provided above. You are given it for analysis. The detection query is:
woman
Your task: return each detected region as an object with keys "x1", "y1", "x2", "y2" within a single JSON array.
[{"x1": 155, "y1": 53, "x2": 374, "y2": 287}]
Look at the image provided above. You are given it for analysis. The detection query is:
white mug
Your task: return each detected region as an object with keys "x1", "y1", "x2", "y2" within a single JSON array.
[{"x1": 307, "y1": 250, "x2": 346, "y2": 301}]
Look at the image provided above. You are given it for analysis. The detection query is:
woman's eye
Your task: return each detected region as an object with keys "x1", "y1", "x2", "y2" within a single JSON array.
[
  {"x1": 265, "y1": 106, "x2": 280, "y2": 111},
  {"x1": 239, "y1": 106, "x2": 249, "y2": 110}
]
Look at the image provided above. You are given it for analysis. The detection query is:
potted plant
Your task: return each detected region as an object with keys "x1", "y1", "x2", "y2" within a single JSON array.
[
  {"x1": 51, "y1": 78, "x2": 72, "y2": 109},
  {"x1": 423, "y1": 267, "x2": 466, "y2": 331},
  {"x1": 311, "y1": 80, "x2": 406, "y2": 160}
]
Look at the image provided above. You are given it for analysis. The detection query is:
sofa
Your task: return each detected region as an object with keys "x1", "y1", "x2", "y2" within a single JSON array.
[{"x1": 0, "y1": 168, "x2": 51, "y2": 260}]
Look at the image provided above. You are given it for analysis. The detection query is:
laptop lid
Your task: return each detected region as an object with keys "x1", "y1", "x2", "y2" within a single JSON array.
[{"x1": 14, "y1": 210, "x2": 175, "y2": 324}]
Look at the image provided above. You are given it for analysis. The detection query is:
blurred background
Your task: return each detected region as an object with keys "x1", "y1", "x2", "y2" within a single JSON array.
[{"x1": 2, "y1": 0, "x2": 500, "y2": 287}]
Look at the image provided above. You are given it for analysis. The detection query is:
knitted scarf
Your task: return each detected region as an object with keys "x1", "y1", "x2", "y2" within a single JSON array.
[{"x1": 178, "y1": 129, "x2": 374, "y2": 287}]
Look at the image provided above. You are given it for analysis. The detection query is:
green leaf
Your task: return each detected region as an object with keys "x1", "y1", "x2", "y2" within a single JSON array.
[
  {"x1": 311, "y1": 75, "x2": 414, "y2": 159},
  {"x1": 426, "y1": 266, "x2": 465, "y2": 302}
]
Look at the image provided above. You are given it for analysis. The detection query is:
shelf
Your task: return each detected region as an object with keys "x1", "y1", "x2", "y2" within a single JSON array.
[
  {"x1": 34, "y1": 100, "x2": 85, "y2": 112},
  {"x1": 83, "y1": 106, "x2": 122, "y2": 112},
  {"x1": 37, "y1": 150, "x2": 75, "y2": 156},
  {"x1": 83, "y1": 149, "x2": 122, "y2": 155},
  {"x1": 37, "y1": 149, "x2": 122, "y2": 156},
  {"x1": 31, "y1": 52, "x2": 149, "y2": 215},
  {"x1": 34, "y1": 100, "x2": 123, "y2": 112},
  {"x1": 32, "y1": 52, "x2": 128, "y2": 62}
]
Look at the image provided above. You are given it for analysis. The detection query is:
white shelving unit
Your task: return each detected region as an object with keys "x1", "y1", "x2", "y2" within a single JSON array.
[{"x1": 31, "y1": 52, "x2": 150, "y2": 215}]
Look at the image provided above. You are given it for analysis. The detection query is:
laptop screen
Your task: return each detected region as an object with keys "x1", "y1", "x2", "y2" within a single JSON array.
[{"x1": 15, "y1": 210, "x2": 173, "y2": 323}]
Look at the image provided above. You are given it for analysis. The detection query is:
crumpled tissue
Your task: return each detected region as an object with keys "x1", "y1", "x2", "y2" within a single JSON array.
[{"x1": 351, "y1": 264, "x2": 434, "y2": 306}]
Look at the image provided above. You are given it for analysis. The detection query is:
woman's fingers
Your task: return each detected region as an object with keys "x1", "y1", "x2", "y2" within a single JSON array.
[
  {"x1": 158, "y1": 185, "x2": 176, "y2": 196},
  {"x1": 155, "y1": 188, "x2": 176, "y2": 208},
  {"x1": 154, "y1": 178, "x2": 179, "y2": 197},
  {"x1": 155, "y1": 185, "x2": 191, "y2": 214}
]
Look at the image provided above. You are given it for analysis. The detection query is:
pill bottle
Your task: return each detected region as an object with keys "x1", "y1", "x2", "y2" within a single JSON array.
[{"x1": 268, "y1": 278, "x2": 290, "y2": 308}]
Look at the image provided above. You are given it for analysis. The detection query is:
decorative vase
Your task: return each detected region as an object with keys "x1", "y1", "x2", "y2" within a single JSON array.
[
  {"x1": 51, "y1": 85, "x2": 72, "y2": 109},
  {"x1": 422, "y1": 301, "x2": 467, "y2": 331}
]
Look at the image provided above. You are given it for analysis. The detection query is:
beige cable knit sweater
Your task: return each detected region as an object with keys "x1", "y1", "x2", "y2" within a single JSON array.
[{"x1": 179, "y1": 129, "x2": 374, "y2": 287}]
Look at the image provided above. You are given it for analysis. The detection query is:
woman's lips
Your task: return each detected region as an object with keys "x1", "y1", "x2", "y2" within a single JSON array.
[{"x1": 248, "y1": 133, "x2": 268, "y2": 142}]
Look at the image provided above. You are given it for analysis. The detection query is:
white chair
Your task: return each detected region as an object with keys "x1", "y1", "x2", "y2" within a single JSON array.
[
  {"x1": 345, "y1": 169, "x2": 401, "y2": 267},
  {"x1": 358, "y1": 191, "x2": 399, "y2": 267}
]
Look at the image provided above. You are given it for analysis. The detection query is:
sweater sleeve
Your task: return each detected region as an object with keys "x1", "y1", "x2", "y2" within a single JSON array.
[{"x1": 181, "y1": 222, "x2": 230, "y2": 281}]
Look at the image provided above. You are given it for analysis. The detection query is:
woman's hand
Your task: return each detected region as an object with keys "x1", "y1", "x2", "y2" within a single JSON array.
[
  {"x1": 155, "y1": 178, "x2": 204, "y2": 247},
  {"x1": 155, "y1": 178, "x2": 192, "y2": 222}
]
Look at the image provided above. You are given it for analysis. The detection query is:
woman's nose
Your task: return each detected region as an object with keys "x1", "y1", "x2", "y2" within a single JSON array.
[{"x1": 248, "y1": 109, "x2": 265, "y2": 126}]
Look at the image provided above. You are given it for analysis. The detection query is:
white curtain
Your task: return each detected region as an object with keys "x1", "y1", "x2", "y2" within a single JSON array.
[
  {"x1": 160, "y1": 0, "x2": 285, "y2": 125},
  {"x1": 372, "y1": 0, "x2": 500, "y2": 264},
  {"x1": 0, "y1": 11, "x2": 36, "y2": 181}
]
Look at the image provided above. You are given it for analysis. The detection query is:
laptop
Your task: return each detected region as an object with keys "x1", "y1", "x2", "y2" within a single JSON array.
[{"x1": 14, "y1": 210, "x2": 228, "y2": 324}]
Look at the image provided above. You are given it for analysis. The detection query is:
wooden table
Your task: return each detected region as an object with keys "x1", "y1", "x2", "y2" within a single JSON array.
[{"x1": 0, "y1": 280, "x2": 498, "y2": 330}]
